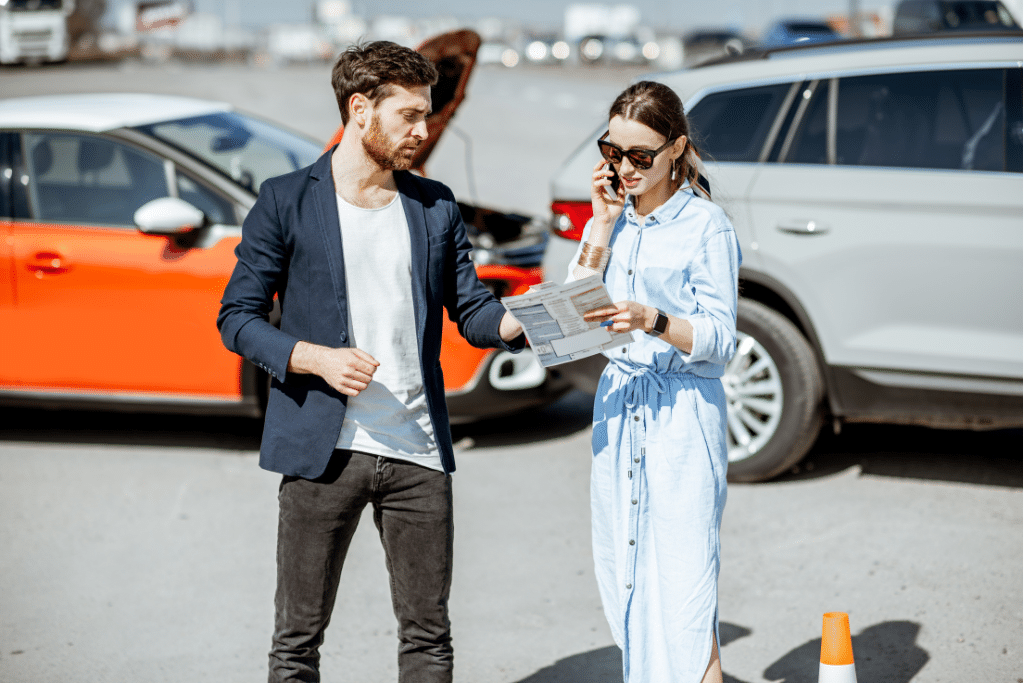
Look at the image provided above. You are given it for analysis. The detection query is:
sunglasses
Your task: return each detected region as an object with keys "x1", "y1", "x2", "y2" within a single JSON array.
[{"x1": 597, "y1": 131, "x2": 679, "y2": 170}]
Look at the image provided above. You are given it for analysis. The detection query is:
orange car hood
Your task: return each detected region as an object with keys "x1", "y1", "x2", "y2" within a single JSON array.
[{"x1": 325, "y1": 29, "x2": 481, "y2": 174}]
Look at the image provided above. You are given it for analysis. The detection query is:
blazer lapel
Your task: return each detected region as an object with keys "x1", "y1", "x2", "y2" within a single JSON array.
[
  {"x1": 396, "y1": 171, "x2": 428, "y2": 350},
  {"x1": 310, "y1": 148, "x2": 351, "y2": 337}
]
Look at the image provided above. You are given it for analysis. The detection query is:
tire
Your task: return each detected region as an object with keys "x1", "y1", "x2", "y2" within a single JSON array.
[{"x1": 723, "y1": 299, "x2": 825, "y2": 482}]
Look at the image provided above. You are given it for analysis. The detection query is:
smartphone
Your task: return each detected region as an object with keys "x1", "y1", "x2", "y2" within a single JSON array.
[{"x1": 603, "y1": 163, "x2": 620, "y2": 201}]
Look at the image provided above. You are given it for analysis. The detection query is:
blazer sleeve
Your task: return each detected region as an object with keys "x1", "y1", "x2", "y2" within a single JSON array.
[
  {"x1": 440, "y1": 186, "x2": 525, "y2": 352},
  {"x1": 217, "y1": 180, "x2": 301, "y2": 380}
]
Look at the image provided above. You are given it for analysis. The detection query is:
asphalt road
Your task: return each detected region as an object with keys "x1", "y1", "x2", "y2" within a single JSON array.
[
  {"x1": 1, "y1": 60, "x2": 1022, "y2": 682},
  {"x1": 0, "y1": 398, "x2": 1020, "y2": 683}
]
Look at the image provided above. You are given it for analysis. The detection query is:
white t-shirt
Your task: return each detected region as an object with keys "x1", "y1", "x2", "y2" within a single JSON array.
[{"x1": 333, "y1": 192, "x2": 441, "y2": 471}]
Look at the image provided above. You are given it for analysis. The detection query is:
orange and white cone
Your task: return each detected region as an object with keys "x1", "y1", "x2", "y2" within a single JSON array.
[{"x1": 819, "y1": 612, "x2": 857, "y2": 683}]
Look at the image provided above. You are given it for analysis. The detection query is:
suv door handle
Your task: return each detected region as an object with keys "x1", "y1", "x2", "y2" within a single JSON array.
[
  {"x1": 776, "y1": 220, "x2": 829, "y2": 235},
  {"x1": 26, "y1": 251, "x2": 71, "y2": 275}
]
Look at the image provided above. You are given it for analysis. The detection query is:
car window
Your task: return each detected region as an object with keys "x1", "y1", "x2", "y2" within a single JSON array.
[
  {"x1": 23, "y1": 132, "x2": 170, "y2": 226},
  {"x1": 787, "y1": 83, "x2": 830, "y2": 164},
  {"x1": 175, "y1": 170, "x2": 237, "y2": 225},
  {"x1": 836, "y1": 69, "x2": 1008, "y2": 171},
  {"x1": 137, "y1": 112, "x2": 322, "y2": 193},
  {"x1": 0, "y1": 134, "x2": 12, "y2": 219},
  {"x1": 1005, "y1": 68, "x2": 1022, "y2": 172},
  {"x1": 687, "y1": 84, "x2": 791, "y2": 162}
]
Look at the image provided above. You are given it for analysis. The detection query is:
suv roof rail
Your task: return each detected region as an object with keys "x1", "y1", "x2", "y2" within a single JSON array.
[{"x1": 691, "y1": 29, "x2": 1023, "y2": 69}]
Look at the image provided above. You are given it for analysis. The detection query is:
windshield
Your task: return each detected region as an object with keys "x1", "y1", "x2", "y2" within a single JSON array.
[{"x1": 134, "y1": 111, "x2": 322, "y2": 194}]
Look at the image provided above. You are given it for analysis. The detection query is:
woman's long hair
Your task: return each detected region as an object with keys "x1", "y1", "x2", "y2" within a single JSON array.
[{"x1": 608, "y1": 81, "x2": 710, "y2": 199}]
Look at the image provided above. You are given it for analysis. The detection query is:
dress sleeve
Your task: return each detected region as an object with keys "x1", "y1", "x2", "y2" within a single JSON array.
[{"x1": 680, "y1": 227, "x2": 741, "y2": 365}]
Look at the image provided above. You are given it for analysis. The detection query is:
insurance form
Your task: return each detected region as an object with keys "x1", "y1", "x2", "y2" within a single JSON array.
[{"x1": 501, "y1": 275, "x2": 633, "y2": 367}]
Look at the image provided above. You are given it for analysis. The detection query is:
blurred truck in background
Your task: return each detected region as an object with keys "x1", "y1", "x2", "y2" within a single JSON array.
[{"x1": 0, "y1": 0, "x2": 75, "y2": 65}]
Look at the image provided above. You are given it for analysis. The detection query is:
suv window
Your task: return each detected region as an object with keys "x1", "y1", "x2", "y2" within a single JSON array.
[
  {"x1": 837, "y1": 69, "x2": 1008, "y2": 171},
  {"x1": 23, "y1": 132, "x2": 170, "y2": 226},
  {"x1": 787, "y1": 81, "x2": 830, "y2": 165},
  {"x1": 1005, "y1": 68, "x2": 1022, "y2": 172},
  {"x1": 687, "y1": 83, "x2": 791, "y2": 162}
]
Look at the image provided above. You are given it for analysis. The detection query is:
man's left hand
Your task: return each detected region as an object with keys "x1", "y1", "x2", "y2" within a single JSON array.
[{"x1": 499, "y1": 311, "x2": 524, "y2": 342}]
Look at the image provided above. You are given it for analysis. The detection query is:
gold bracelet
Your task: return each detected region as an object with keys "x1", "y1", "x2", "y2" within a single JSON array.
[{"x1": 579, "y1": 241, "x2": 611, "y2": 271}]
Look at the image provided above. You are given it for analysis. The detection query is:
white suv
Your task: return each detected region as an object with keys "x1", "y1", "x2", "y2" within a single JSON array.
[{"x1": 544, "y1": 32, "x2": 1023, "y2": 481}]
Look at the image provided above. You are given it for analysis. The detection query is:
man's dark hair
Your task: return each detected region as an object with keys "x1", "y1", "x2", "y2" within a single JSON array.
[{"x1": 331, "y1": 41, "x2": 439, "y2": 125}]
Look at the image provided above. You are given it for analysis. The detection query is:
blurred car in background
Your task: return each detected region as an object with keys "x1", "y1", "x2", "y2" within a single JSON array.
[
  {"x1": 522, "y1": 34, "x2": 572, "y2": 65},
  {"x1": 893, "y1": 0, "x2": 1019, "y2": 34},
  {"x1": 682, "y1": 29, "x2": 749, "y2": 66},
  {"x1": 0, "y1": 30, "x2": 567, "y2": 421},
  {"x1": 760, "y1": 19, "x2": 842, "y2": 47},
  {"x1": 544, "y1": 31, "x2": 1022, "y2": 481},
  {"x1": 477, "y1": 41, "x2": 520, "y2": 68}
]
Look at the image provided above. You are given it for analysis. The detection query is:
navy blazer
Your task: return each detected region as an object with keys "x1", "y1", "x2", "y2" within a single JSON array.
[{"x1": 218, "y1": 148, "x2": 523, "y2": 478}]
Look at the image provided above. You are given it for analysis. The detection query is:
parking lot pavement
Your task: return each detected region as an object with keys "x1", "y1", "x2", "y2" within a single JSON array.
[{"x1": 0, "y1": 396, "x2": 1020, "y2": 683}]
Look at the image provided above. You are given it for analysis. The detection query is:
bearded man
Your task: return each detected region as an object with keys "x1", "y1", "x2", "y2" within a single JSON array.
[{"x1": 217, "y1": 41, "x2": 525, "y2": 683}]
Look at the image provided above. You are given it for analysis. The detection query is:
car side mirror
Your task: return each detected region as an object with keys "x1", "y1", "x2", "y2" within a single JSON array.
[{"x1": 134, "y1": 197, "x2": 205, "y2": 235}]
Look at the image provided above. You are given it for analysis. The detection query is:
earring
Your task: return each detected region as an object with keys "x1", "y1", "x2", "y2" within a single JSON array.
[{"x1": 671, "y1": 165, "x2": 677, "y2": 181}]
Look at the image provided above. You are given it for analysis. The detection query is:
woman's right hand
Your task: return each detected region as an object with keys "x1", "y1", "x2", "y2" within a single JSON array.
[{"x1": 590, "y1": 159, "x2": 624, "y2": 236}]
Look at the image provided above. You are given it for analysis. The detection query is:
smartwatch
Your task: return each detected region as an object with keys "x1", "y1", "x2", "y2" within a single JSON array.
[{"x1": 647, "y1": 308, "x2": 669, "y2": 337}]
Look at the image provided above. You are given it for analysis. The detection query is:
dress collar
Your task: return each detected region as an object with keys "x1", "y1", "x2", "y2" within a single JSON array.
[{"x1": 622, "y1": 186, "x2": 695, "y2": 228}]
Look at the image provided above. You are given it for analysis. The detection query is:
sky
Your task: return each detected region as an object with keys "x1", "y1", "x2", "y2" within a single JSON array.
[{"x1": 111, "y1": 0, "x2": 876, "y2": 35}]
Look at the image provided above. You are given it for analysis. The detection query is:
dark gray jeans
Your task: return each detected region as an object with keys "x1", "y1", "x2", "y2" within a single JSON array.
[{"x1": 269, "y1": 450, "x2": 454, "y2": 683}]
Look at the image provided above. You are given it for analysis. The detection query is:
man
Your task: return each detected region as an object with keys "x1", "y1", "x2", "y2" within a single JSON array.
[{"x1": 217, "y1": 41, "x2": 525, "y2": 683}]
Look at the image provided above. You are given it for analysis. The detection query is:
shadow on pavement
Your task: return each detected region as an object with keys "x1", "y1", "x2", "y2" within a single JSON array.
[
  {"x1": 770, "y1": 423, "x2": 1022, "y2": 488},
  {"x1": 763, "y1": 620, "x2": 928, "y2": 683},
  {"x1": 451, "y1": 389, "x2": 594, "y2": 449},
  {"x1": 509, "y1": 620, "x2": 926, "y2": 683},
  {"x1": 0, "y1": 406, "x2": 263, "y2": 451},
  {"x1": 511, "y1": 622, "x2": 754, "y2": 683}
]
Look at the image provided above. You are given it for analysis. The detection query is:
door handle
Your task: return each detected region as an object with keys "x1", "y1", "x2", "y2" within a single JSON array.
[
  {"x1": 776, "y1": 220, "x2": 829, "y2": 235},
  {"x1": 26, "y1": 251, "x2": 71, "y2": 275}
]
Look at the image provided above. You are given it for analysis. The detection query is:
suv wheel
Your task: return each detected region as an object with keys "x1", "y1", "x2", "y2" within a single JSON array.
[{"x1": 724, "y1": 299, "x2": 825, "y2": 482}]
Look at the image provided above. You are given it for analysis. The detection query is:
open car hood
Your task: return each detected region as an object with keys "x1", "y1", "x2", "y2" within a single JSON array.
[
  {"x1": 410, "y1": 29, "x2": 480, "y2": 171},
  {"x1": 326, "y1": 29, "x2": 480, "y2": 173}
]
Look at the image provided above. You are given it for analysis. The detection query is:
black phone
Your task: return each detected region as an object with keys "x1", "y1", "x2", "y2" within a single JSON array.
[{"x1": 603, "y1": 163, "x2": 620, "y2": 201}]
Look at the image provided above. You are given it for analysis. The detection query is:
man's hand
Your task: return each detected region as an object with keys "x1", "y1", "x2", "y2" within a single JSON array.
[
  {"x1": 499, "y1": 310, "x2": 524, "y2": 342},
  {"x1": 287, "y1": 341, "x2": 379, "y2": 396}
]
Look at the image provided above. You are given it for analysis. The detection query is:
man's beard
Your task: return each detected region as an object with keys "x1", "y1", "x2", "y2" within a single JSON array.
[{"x1": 361, "y1": 114, "x2": 418, "y2": 171}]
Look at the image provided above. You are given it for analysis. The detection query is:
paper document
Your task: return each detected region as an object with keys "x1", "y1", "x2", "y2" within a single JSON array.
[{"x1": 501, "y1": 275, "x2": 633, "y2": 367}]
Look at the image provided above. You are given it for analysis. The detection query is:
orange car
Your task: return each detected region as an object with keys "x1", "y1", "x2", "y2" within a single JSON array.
[{"x1": 0, "y1": 32, "x2": 567, "y2": 419}]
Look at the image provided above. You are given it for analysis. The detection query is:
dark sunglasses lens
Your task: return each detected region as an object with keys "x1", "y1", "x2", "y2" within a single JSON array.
[
  {"x1": 627, "y1": 151, "x2": 655, "y2": 169},
  {"x1": 597, "y1": 141, "x2": 621, "y2": 163}
]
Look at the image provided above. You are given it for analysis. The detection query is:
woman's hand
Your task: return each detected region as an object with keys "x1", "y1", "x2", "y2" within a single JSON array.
[
  {"x1": 590, "y1": 160, "x2": 624, "y2": 237},
  {"x1": 583, "y1": 300, "x2": 653, "y2": 334}
]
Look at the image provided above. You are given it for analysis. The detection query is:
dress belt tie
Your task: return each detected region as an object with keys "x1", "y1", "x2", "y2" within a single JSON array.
[{"x1": 622, "y1": 366, "x2": 675, "y2": 411}]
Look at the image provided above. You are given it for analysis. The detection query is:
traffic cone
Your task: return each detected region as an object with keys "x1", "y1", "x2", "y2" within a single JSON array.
[{"x1": 819, "y1": 612, "x2": 857, "y2": 682}]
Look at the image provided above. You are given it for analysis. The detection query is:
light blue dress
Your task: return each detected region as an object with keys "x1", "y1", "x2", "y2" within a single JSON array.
[{"x1": 569, "y1": 187, "x2": 741, "y2": 682}]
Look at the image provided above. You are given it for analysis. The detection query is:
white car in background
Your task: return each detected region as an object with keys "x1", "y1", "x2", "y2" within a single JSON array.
[{"x1": 544, "y1": 31, "x2": 1023, "y2": 481}]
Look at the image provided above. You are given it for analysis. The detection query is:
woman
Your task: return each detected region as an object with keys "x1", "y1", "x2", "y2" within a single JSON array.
[{"x1": 568, "y1": 81, "x2": 741, "y2": 683}]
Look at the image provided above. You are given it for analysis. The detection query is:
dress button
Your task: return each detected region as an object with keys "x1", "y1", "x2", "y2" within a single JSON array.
[
  {"x1": 632, "y1": 499, "x2": 638, "y2": 505},
  {"x1": 634, "y1": 457, "x2": 640, "y2": 463},
  {"x1": 633, "y1": 415, "x2": 640, "y2": 422},
  {"x1": 628, "y1": 269, "x2": 633, "y2": 275},
  {"x1": 626, "y1": 583, "x2": 632, "y2": 589},
  {"x1": 629, "y1": 539, "x2": 635, "y2": 545},
  {"x1": 339, "y1": 331, "x2": 348, "y2": 342}
]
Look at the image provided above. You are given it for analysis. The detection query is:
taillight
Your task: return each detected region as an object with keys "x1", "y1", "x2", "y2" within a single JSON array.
[{"x1": 549, "y1": 201, "x2": 593, "y2": 242}]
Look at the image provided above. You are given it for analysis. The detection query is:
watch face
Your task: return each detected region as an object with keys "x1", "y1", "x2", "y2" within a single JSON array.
[{"x1": 651, "y1": 310, "x2": 669, "y2": 336}]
